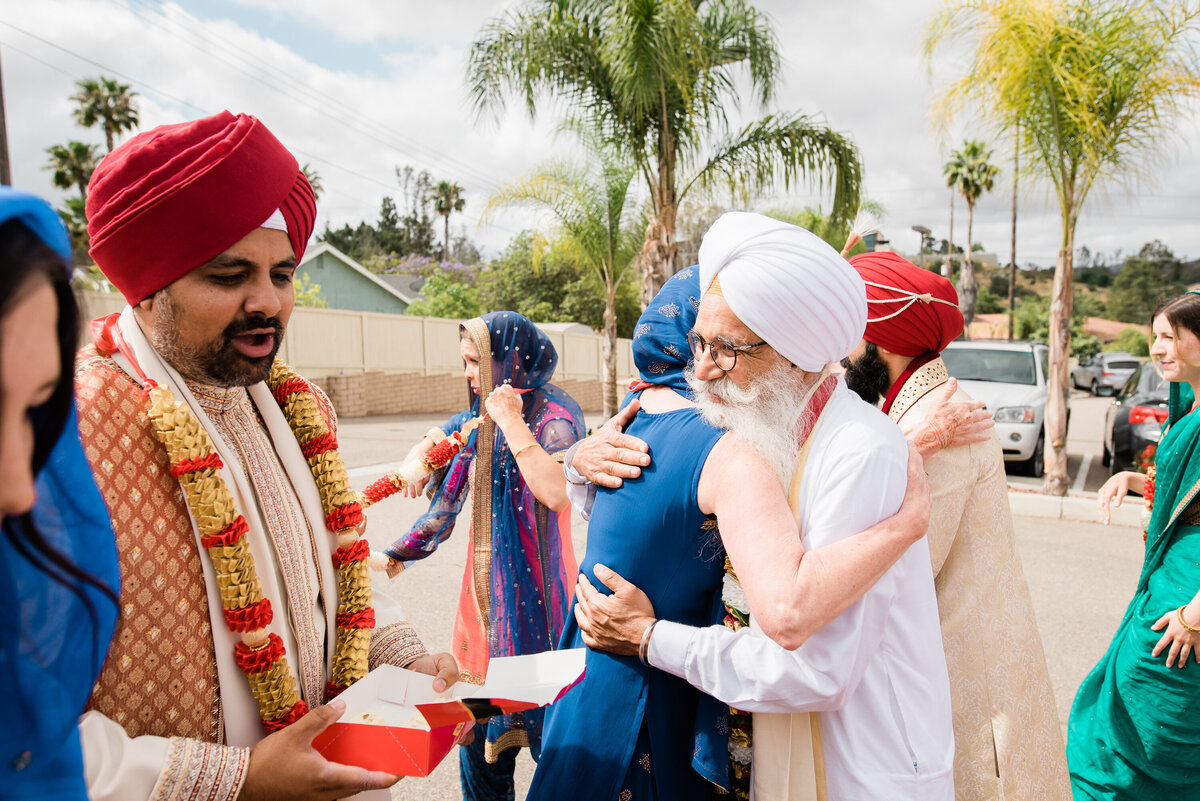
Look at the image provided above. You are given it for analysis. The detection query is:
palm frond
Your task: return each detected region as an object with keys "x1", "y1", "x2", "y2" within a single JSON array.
[{"x1": 681, "y1": 111, "x2": 863, "y2": 226}]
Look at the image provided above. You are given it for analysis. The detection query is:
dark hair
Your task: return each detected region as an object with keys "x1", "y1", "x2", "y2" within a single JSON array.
[
  {"x1": 0, "y1": 218, "x2": 118, "y2": 609},
  {"x1": 1152, "y1": 293, "x2": 1200, "y2": 351}
]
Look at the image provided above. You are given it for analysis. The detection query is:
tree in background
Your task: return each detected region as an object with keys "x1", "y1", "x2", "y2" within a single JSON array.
[
  {"x1": 926, "y1": 0, "x2": 1200, "y2": 495},
  {"x1": 1012, "y1": 296, "x2": 1101, "y2": 360},
  {"x1": 293, "y1": 273, "x2": 327, "y2": 308},
  {"x1": 469, "y1": 0, "x2": 862, "y2": 307},
  {"x1": 45, "y1": 141, "x2": 100, "y2": 202},
  {"x1": 301, "y1": 163, "x2": 324, "y2": 201},
  {"x1": 430, "y1": 181, "x2": 466, "y2": 262},
  {"x1": 70, "y1": 76, "x2": 139, "y2": 153},
  {"x1": 405, "y1": 272, "x2": 483, "y2": 319},
  {"x1": 1106, "y1": 327, "x2": 1150, "y2": 357},
  {"x1": 477, "y1": 231, "x2": 641, "y2": 338},
  {"x1": 485, "y1": 128, "x2": 641, "y2": 415},
  {"x1": 943, "y1": 139, "x2": 999, "y2": 330},
  {"x1": 1107, "y1": 242, "x2": 1185, "y2": 324}
]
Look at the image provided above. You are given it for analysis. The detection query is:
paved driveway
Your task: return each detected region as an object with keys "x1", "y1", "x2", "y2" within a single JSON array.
[{"x1": 331, "y1": 409, "x2": 1142, "y2": 800}]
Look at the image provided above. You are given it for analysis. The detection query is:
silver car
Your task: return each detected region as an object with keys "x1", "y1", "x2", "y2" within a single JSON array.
[
  {"x1": 1071, "y1": 352, "x2": 1140, "y2": 396},
  {"x1": 942, "y1": 341, "x2": 1052, "y2": 477}
]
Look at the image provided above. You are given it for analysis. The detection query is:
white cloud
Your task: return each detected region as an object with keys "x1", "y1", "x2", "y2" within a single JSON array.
[{"x1": 5, "y1": 0, "x2": 1200, "y2": 266}]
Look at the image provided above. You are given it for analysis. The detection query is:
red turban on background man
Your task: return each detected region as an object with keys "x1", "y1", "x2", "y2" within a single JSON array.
[
  {"x1": 848, "y1": 251, "x2": 964, "y2": 356},
  {"x1": 86, "y1": 111, "x2": 317, "y2": 304}
]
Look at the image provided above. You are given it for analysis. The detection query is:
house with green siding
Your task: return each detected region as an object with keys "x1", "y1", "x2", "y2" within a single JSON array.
[{"x1": 296, "y1": 242, "x2": 414, "y2": 314}]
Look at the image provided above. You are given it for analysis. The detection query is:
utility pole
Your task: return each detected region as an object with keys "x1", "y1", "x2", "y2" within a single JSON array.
[
  {"x1": 0, "y1": 48, "x2": 11, "y2": 185},
  {"x1": 1008, "y1": 124, "x2": 1019, "y2": 340}
]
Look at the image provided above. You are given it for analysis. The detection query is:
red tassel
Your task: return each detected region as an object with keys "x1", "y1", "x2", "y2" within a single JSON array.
[
  {"x1": 300, "y1": 432, "x2": 337, "y2": 459},
  {"x1": 326, "y1": 503, "x2": 364, "y2": 535},
  {"x1": 332, "y1": 538, "x2": 370, "y2": 568},
  {"x1": 233, "y1": 631, "x2": 286, "y2": 672},
  {"x1": 336, "y1": 608, "x2": 376, "y2": 628},
  {"x1": 171, "y1": 452, "x2": 223, "y2": 477},
  {"x1": 224, "y1": 597, "x2": 274, "y2": 633},
  {"x1": 200, "y1": 515, "x2": 249, "y2": 549},
  {"x1": 271, "y1": 376, "x2": 311, "y2": 405},
  {"x1": 263, "y1": 700, "x2": 310, "y2": 732}
]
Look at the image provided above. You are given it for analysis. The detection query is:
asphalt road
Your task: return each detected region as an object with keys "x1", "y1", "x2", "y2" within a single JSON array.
[{"x1": 331, "y1": 397, "x2": 1142, "y2": 801}]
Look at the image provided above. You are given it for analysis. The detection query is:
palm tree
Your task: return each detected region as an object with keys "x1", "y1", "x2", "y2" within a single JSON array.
[
  {"x1": 429, "y1": 181, "x2": 465, "y2": 262},
  {"x1": 301, "y1": 163, "x2": 324, "y2": 201},
  {"x1": 926, "y1": 0, "x2": 1200, "y2": 495},
  {"x1": 45, "y1": 141, "x2": 101, "y2": 202},
  {"x1": 484, "y1": 129, "x2": 640, "y2": 416},
  {"x1": 468, "y1": 0, "x2": 862, "y2": 307},
  {"x1": 70, "y1": 76, "x2": 139, "y2": 153},
  {"x1": 943, "y1": 139, "x2": 999, "y2": 330}
]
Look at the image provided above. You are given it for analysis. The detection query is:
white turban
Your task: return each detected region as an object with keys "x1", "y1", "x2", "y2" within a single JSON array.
[{"x1": 698, "y1": 211, "x2": 867, "y2": 371}]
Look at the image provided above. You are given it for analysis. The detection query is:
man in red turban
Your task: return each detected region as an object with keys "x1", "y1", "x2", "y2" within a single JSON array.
[
  {"x1": 74, "y1": 111, "x2": 459, "y2": 801},
  {"x1": 843, "y1": 251, "x2": 1073, "y2": 801}
]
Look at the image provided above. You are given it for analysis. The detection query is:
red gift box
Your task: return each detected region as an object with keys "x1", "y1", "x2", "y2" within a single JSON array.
[{"x1": 314, "y1": 649, "x2": 586, "y2": 776}]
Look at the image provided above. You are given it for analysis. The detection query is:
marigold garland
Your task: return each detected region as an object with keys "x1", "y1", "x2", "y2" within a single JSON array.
[
  {"x1": 145, "y1": 359, "x2": 376, "y2": 731},
  {"x1": 722, "y1": 556, "x2": 752, "y2": 801},
  {"x1": 266, "y1": 361, "x2": 373, "y2": 698}
]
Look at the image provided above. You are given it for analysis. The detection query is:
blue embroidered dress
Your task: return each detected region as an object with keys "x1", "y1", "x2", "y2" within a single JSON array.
[
  {"x1": 530, "y1": 270, "x2": 731, "y2": 800},
  {"x1": 384, "y1": 312, "x2": 584, "y2": 770}
]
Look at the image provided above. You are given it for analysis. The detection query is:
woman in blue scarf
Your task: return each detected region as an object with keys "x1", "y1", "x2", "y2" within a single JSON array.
[
  {"x1": 528, "y1": 268, "x2": 733, "y2": 800},
  {"x1": 0, "y1": 188, "x2": 120, "y2": 799},
  {"x1": 1070, "y1": 291, "x2": 1200, "y2": 799},
  {"x1": 385, "y1": 310, "x2": 584, "y2": 801}
]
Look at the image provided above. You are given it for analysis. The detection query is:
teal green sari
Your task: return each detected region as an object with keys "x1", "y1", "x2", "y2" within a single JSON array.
[{"x1": 1068, "y1": 382, "x2": 1200, "y2": 799}]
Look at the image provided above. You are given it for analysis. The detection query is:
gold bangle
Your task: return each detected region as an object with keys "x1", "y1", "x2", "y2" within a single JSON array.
[
  {"x1": 512, "y1": 441, "x2": 540, "y2": 459},
  {"x1": 1178, "y1": 606, "x2": 1200, "y2": 634}
]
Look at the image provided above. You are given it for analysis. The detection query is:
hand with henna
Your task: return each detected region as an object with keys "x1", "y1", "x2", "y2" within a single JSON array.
[{"x1": 909, "y1": 378, "x2": 993, "y2": 459}]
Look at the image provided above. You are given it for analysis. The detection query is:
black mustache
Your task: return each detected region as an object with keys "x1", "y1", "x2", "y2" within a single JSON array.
[{"x1": 223, "y1": 317, "x2": 283, "y2": 340}]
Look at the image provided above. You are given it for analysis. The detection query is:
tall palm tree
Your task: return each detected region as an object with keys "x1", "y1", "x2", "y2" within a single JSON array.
[
  {"x1": 926, "y1": 0, "x2": 1200, "y2": 495},
  {"x1": 44, "y1": 141, "x2": 101, "y2": 202},
  {"x1": 301, "y1": 163, "x2": 324, "y2": 201},
  {"x1": 468, "y1": 0, "x2": 862, "y2": 307},
  {"x1": 429, "y1": 181, "x2": 465, "y2": 262},
  {"x1": 943, "y1": 139, "x2": 999, "y2": 330},
  {"x1": 484, "y1": 129, "x2": 640, "y2": 416},
  {"x1": 70, "y1": 76, "x2": 139, "y2": 153}
]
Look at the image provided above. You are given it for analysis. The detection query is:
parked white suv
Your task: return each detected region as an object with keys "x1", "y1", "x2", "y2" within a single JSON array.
[{"x1": 941, "y1": 340, "x2": 1053, "y2": 477}]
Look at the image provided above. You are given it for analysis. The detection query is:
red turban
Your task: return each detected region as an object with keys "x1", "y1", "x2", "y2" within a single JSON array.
[
  {"x1": 849, "y1": 251, "x2": 964, "y2": 356},
  {"x1": 86, "y1": 111, "x2": 316, "y2": 304}
]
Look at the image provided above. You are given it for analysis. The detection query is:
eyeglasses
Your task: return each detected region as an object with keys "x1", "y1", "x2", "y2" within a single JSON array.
[{"x1": 686, "y1": 330, "x2": 767, "y2": 372}]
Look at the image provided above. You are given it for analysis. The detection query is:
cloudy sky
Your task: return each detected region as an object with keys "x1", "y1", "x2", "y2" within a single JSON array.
[{"x1": 5, "y1": 0, "x2": 1200, "y2": 268}]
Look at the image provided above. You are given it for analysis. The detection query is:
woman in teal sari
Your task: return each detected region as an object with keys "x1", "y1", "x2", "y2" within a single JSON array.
[{"x1": 1070, "y1": 291, "x2": 1200, "y2": 799}]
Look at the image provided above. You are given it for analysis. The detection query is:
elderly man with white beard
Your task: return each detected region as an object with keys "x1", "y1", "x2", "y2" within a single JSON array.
[{"x1": 573, "y1": 212, "x2": 955, "y2": 800}]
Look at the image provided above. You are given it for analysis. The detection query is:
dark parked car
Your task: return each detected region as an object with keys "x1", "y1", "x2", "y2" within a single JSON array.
[
  {"x1": 1073, "y1": 352, "x2": 1140, "y2": 396},
  {"x1": 1103, "y1": 361, "x2": 1168, "y2": 474}
]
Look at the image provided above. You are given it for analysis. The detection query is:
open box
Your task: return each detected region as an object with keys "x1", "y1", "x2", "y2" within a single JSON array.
[{"x1": 313, "y1": 649, "x2": 586, "y2": 776}]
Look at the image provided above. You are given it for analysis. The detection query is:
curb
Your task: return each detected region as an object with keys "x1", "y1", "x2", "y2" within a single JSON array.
[{"x1": 1006, "y1": 485, "x2": 1143, "y2": 528}]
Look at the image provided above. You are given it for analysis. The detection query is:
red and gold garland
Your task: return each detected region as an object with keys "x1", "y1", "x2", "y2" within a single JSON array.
[{"x1": 145, "y1": 360, "x2": 373, "y2": 731}]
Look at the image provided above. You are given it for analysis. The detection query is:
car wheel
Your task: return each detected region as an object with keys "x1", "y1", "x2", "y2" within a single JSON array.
[
  {"x1": 1091, "y1": 379, "x2": 1100, "y2": 396},
  {"x1": 1022, "y1": 431, "x2": 1046, "y2": 478}
]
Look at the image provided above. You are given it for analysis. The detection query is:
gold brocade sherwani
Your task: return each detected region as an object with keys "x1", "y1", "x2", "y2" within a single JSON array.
[
  {"x1": 75, "y1": 343, "x2": 428, "y2": 801},
  {"x1": 889, "y1": 357, "x2": 1071, "y2": 801}
]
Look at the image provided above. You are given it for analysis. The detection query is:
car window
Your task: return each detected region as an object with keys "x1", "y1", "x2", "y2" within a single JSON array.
[
  {"x1": 1140, "y1": 364, "x2": 1168, "y2": 398},
  {"x1": 1108, "y1": 360, "x2": 1139, "y2": 370},
  {"x1": 943, "y1": 348, "x2": 1038, "y2": 385}
]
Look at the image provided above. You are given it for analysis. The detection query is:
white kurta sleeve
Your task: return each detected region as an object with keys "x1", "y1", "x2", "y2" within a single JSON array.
[
  {"x1": 562, "y1": 441, "x2": 596, "y2": 521},
  {"x1": 81, "y1": 711, "x2": 249, "y2": 801},
  {"x1": 648, "y1": 427, "x2": 908, "y2": 714}
]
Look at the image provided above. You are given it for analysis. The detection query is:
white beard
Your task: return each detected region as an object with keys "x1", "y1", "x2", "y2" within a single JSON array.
[{"x1": 687, "y1": 361, "x2": 822, "y2": 488}]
